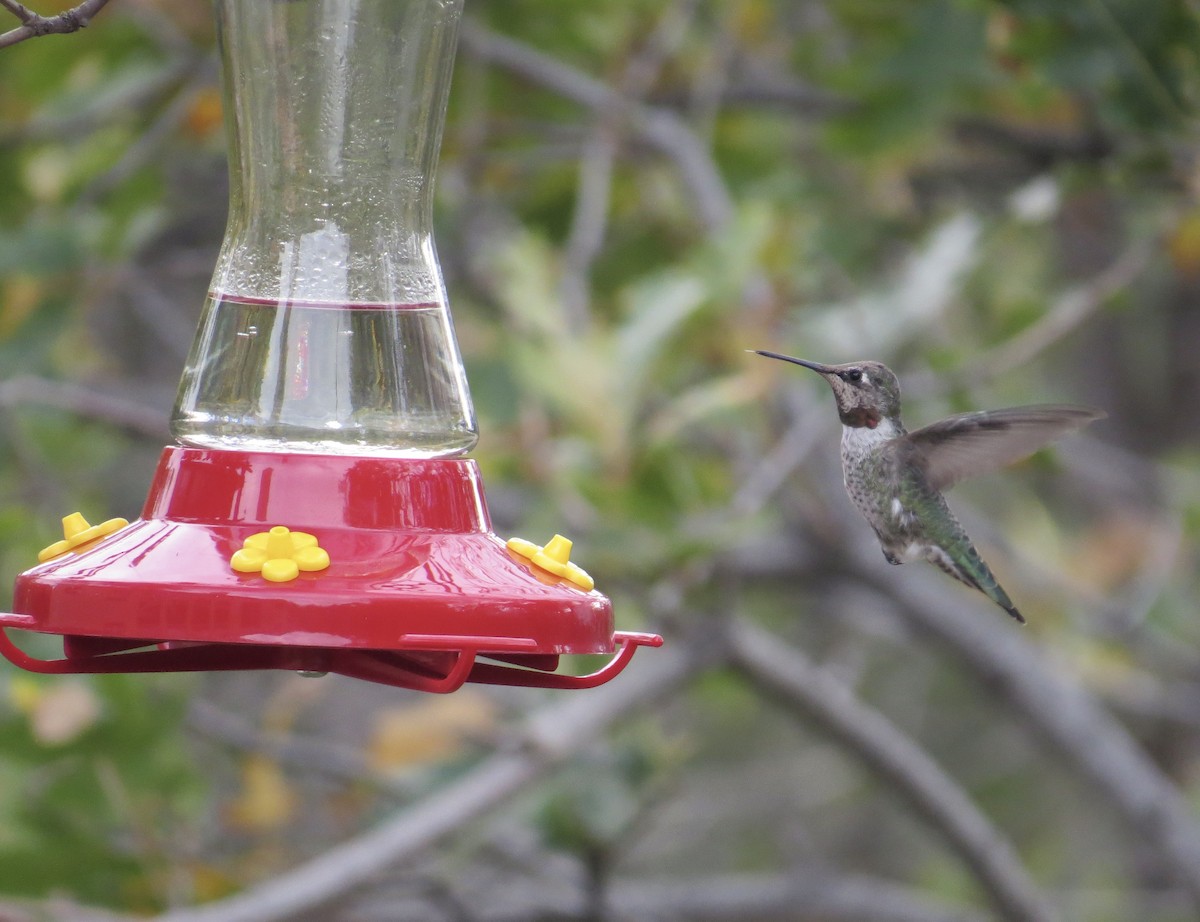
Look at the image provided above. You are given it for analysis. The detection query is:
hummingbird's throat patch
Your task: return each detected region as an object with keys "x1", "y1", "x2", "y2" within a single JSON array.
[{"x1": 841, "y1": 408, "x2": 880, "y2": 429}]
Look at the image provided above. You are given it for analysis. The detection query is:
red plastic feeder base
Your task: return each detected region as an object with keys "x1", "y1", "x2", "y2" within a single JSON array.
[{"x1": 0, "y1": 447, "x2": 661, "y2": 692}]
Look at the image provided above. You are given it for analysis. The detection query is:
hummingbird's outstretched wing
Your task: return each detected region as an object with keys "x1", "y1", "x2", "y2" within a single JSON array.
[{"x1": 902, "y1": 405, "x2": 1104, "y2": 491}]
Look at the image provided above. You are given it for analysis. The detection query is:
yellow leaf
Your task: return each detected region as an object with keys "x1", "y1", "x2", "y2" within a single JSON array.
[
  {"x1": 731, "y1": 1, "x2": 774, "y2": 42},
  {"x1": 188, "y1": 863, "x2": 239, "y2": 902},
  {"x1": 1169, "y1": 210, "x2": 1200, "y2": 277},
  {"x1": 1065, "y1": 639, "x2": 1137, "y2": 693},
  {"x1": 367, "y1": 692, "x2": 497, "y2": 773},
  {"x1": 7, "y1": 676, "x2": 42, "y2": 715},
  {"x1": 226, "y1": 756, "x2": 295, "y2": 832},
  {"x1": 0, "y1": 274, "x2": 43, "y2": 338},
  {"x1": 184, "y1": 87, "x2": 224, "y2": 140}
]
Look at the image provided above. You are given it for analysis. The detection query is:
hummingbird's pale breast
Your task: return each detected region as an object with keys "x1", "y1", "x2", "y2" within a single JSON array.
[{"x1": 839, "y1": 416, "x2": 936, "y2": 558}]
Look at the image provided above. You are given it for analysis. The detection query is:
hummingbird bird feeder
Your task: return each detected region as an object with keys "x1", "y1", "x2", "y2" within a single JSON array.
[{"x1": 0, "y1": 0, "x2": 660, "y2": 692}]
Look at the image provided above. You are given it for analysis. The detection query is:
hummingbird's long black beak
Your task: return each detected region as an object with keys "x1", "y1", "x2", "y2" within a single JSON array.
[{"x1": 751, "y1": 350, "x2": 837, "y2": 376}]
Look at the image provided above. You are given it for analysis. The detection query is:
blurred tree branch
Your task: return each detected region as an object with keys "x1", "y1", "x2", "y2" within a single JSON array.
[
  {"x1": 601, "y1": 871, "x2": 991, "y2": 922},
  {"x1": 907, "y1": 238, "x2": 1157, "y2": 398},
  {"x1": 350, "y1": 871, "x2": 996, "y2": 922},
  {"x1": 730, "y1": 616, "x2": 1061, "y2": 922},
  {"x1": 77, "y1": 65, "x2": 216, "y2": 205},
  {"x1": 0, "y1": 375, "x2": 167, "y2": 439},
  {"x1": 0, "y1": 0, "x2": 112, "y2": 49},
  {"x1": 0, "y1": 57, "x2": 199, "y2": 147},
  {"x1": 459, "y1": 18, "x2": 734, "y2": 233},
  {"x1": 829, "y1": 538, "x2": 1200, "y2": 913},
  {"x1": 2, "y1": 871, "x2": 997, "y2": 922},
  {"x1": 559, "y1": 0, "x2": 701, "y2": 332},
  {"x1": 952, "y1": 115, "x2": 1115, "y2": 167},
  {"x1": 153, "y1": 646, "x2": 701, "y2": 922}
]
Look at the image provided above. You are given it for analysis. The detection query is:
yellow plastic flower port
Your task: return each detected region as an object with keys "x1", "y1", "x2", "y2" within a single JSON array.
[
  {"x1": 506, "y1": 534, "x2": 595, "y2": 592},
  {"x1": 38, "y1": 512, "x2": 129, "y2": 563},
  {"x1": 230, "y1": 526, "x2": 330, "y2": 583}
]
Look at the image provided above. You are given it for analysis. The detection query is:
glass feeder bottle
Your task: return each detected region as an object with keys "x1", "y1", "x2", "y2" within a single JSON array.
[{"x1": 171, "y1": 0, "x2": 477, "y2": 458}]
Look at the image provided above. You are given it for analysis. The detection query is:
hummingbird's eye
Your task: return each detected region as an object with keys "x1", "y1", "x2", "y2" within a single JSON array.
[{"x1": 845, "y1": 369, "x2": 863, "y2": 383}]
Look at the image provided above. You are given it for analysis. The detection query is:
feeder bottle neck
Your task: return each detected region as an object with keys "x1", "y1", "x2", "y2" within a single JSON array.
[{"x1": 171, "y1": 0, "x2": 477, "y2": 458}]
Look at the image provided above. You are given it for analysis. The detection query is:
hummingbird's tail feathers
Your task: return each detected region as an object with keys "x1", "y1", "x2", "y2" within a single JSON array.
[{"x1": 925, "y1": 539, "x2": 1024, "y2": 623}]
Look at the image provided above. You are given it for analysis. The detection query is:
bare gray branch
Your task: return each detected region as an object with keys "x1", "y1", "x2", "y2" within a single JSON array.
[
  {"x1": 730, "y1": 617, "x2": 1060, "y2": 922},
  {"x1": 0, "y1": 0, "x2": 112, "y2": 49}
]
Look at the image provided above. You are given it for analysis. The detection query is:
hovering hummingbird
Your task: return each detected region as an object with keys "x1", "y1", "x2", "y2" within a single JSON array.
[{"x1": 754, "y1": 350, "x2": 1104, "y2": 623}]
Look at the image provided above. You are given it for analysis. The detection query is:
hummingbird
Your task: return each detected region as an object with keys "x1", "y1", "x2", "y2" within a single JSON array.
[{"x1": 754, "y1": 350, "x2": 1104, "y2": 623}]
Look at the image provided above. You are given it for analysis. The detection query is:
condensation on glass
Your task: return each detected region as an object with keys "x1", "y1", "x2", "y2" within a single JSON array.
[{"x1": 172, "y1": 0, "x2": 477, "y2": 457}]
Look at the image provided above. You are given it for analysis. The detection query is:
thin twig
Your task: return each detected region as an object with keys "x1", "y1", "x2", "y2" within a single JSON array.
[
  {"x1": 0, "y1": 0, "x2": 36, "y2": 23},
  {"x1": 1083, "y1": 0, "x2": 1188, "y2": 122},
  {"x1": 0, "y1": 0, "x2": 112, "y2": 49},
  {"x1": 559, "y1": 0, "x2": 701, "y2": 331},
  {"x1": 906, "y1": 239, "x2": 1154, "y2": 397},
  {"x1": 730, "y1": 384, "x2": 825, "y2": 515},
  {"x1": 77, "y1": 61, "x2": 216, "y2": 204},
  {"x1": 460, "y1": 18, "x2": 734, "y2": 233},
  {"x1": 729, "y1": 617, "x2": 1060, "y2": 922},
  {"x1": 0, "y1": 54, "x2": 198, "y2": 147},
  {"x1": 559, "y1": 124, "x2": 617, "y2": 332},
  {"x1": 656, "y1": 71, "x2": 855, "y2": 120},
  {"x1": 952, "y1": 115, "x2": 1113, "y2": 164},
  {"x1": 969, "y1": 238, "x2": 1153, "y2": 386}
]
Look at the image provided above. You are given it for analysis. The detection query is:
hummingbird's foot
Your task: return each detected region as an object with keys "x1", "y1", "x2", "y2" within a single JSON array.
[{"x1": 882, "y1": 549, "x2": 902, "y2": 566}]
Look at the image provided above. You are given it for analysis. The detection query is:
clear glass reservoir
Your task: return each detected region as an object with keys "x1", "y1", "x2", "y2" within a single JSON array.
[{"x1": 172, "y1": 0, "x2": 477, "y2": 457}]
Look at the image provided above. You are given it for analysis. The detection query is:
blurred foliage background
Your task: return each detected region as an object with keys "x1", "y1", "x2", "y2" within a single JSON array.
[{"x1": 1, "y1": 0, "x2": 1200, "y2": 919}]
